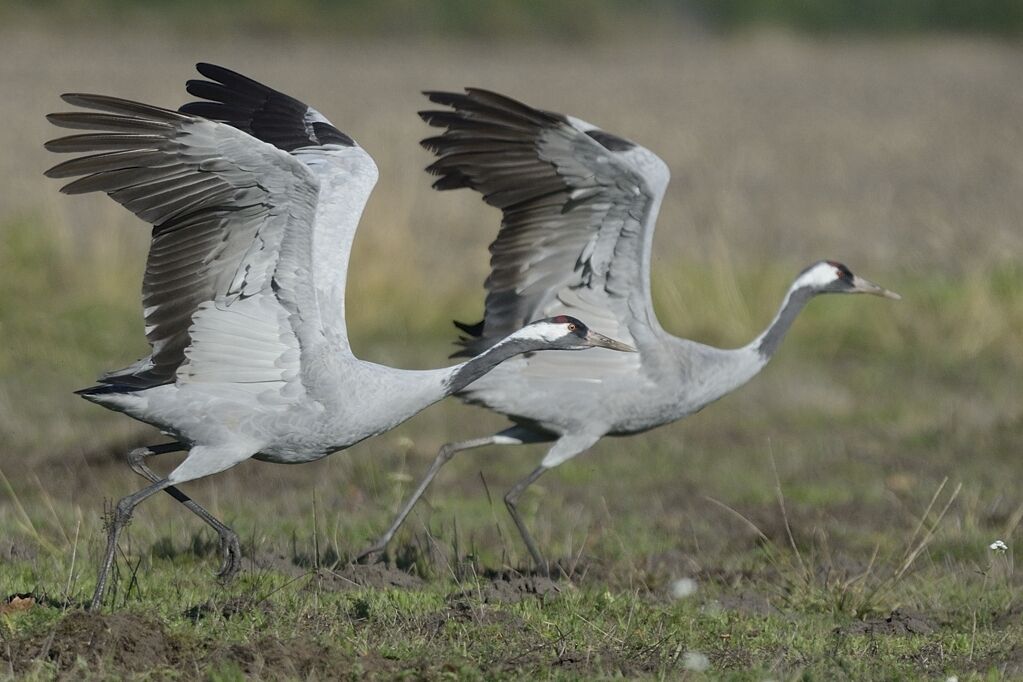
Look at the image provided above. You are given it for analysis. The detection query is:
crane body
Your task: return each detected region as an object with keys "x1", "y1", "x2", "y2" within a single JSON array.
[{"x1": 359, "y1": 88, "x2": 899, "y2": 569}]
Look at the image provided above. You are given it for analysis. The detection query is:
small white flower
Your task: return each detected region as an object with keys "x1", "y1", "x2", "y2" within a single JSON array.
[
  {"x1": 945, "y1": 676, "x2": 958, "y2": 682},
  {"x1": 990, "y1": 540, "x2": 1008, "y2": 553},
  {"x1": 682, "y1": 651, "x2": 709, "y2": 672},
  {"x1": 670, "y1": 577, "x2": 698, "y2": 599}
]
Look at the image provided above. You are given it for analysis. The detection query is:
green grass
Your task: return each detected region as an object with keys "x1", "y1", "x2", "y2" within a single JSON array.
[
  {"x1": 2, "y1": 215, "x2": 1022, "y2": 678},
  {"x1": 4, "y1": 31, "x2": 1023, "y2": 678},
  {"x1": 2, "y1": 499, "x2": 1022, "y2": 679}
]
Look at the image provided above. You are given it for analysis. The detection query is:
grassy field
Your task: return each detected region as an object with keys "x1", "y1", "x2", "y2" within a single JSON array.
[{"x1": 2, "y1": 25, "x2": 1023, "y2": 679}]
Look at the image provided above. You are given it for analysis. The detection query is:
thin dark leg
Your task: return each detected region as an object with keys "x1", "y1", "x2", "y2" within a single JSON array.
[
  {"x1": 128, "y1": 444, "x2": 241, "y2": 580},
  {"x1": 356, "y1": 429, "x2": 548, "y2": 563},
  {"x1": 504, "y1": 465, "x2": 551, "y2": 576},
  {"x1": 356, "y1": 442, "x2": 455, "y2": 562},
  {"x1": 90, "y1": 479, "x2": 171, "y2": 611}
]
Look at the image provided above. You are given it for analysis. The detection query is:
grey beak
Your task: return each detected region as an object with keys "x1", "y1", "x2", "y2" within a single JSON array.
[
  {"x1": 585, "y1": 330, "x2": 637, "y2": 352},
  {"x1": 851, "y1": 275, "x2": 901, "y2": 300}
]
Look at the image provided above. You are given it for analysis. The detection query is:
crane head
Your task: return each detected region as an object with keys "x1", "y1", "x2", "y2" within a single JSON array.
[
  {"x1": 517, "y1": 315, "x2": 636, "y2": 352},
  {"x1": 796, "y1": 261, "x2": 901, "y2": 300}
]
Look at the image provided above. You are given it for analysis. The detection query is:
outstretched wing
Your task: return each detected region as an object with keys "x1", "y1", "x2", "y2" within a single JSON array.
[
  {"x1": 47, "y1": 65, "x2": 378, "y2": 400},
  {"x1": 179, "y1": 63, "x2": 379, "y2": 351},
  {"x1": 420, "y1": 89, "x2": 670, "y2": 358},
  {"x1": 46, "y1": 95, "x2": 317, "y2": 390}
]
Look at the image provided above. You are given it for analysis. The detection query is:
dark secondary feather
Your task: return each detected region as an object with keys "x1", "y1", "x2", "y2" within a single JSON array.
[{"x1": 180, "y1": 62, "x2": 354, "y2": 151}]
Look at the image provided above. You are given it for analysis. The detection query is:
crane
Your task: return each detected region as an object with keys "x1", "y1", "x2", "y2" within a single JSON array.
[
  {"x1": 44, "y1": 66, "x2": 634, "y2": 609},
  {"x1": 358, "y1": 88, "x2": 900, "y2": 572}
]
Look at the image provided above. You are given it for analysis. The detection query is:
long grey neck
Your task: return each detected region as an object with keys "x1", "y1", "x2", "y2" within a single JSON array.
[
  {"x1": 443, "y1": 337, "x2": 536, "y2": 394},
  {"x1": 753, "y1": 285, "x2": 815, "y2": 359},
  {"x1": 691, "y1": 284, "x2": 817, "y2": 406}
]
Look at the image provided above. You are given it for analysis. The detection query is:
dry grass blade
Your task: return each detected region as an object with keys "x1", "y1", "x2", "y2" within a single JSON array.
[
  {"x1": 894, "y1": 481, "x2": 961, "y2": 582},
  {"x1": 900, "y1": 476, "x2": 948, "y2": 570},
  {"x1": 702, "y1": 495, "x2": 770, "y2": 545},
  {"x1": 769, "y1": 445, "x2": 808, "y2": 582}
]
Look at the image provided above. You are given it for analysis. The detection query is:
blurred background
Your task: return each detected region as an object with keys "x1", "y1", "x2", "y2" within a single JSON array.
[{"x1": 1, "y1": 1, "x2": 1021, "y2": 576}]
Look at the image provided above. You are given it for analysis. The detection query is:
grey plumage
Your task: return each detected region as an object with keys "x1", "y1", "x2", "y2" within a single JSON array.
[
  {"x1": 45, "y1": 66, "x2": 633, "y2": 610},
  {"x1": 359, "y1": 89, "x2": 900, "y2": 571}
]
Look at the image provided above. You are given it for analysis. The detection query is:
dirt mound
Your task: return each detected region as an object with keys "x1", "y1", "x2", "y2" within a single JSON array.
[
  {"x1": 837, "y1": 609, "x2": 936, "y2": 636},
  {"x1": 20, "y1": 612, "x2": 178, "y2": 673},
  {"x1": 453, "y1": 575, "x2": 561, "y2": 604},
  {"x1": 308, "y1": 563, "x2": 424, "y2": 591},
  {"x1": 206, "y1": 635, "x2": 389, "y2": 678}
]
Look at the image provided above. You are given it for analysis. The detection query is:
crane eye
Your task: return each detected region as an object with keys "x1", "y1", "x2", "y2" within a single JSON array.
[{"x1": 567, "y1": 323, "x2": 577, "y2": 332}]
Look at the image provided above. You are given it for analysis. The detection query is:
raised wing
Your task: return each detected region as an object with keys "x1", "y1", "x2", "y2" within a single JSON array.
[
  {"x1": 45, "y1": 91, "x2": 324, "y2": 394},
  {"x1": 420, "y1": 89, "x2": 670, "y2": 358},
  {"x1": 180, "y1": 63, "x2": 379, "y2": 351}
]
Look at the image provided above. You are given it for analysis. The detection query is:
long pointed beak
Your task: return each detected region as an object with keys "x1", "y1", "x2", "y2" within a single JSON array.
[
  {"x1": 851, "y1": 275, "x2": 901, "y2": 300},
  {"x1": 585, "y1": 330, "x2": 637, "y2": 352}
]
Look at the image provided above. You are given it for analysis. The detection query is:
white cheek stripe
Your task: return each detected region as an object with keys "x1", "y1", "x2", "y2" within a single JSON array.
[
  {"x1": 795, "y1": 263, "x2": 841, "y2": 289},
  {"x1": 511, "y1": 323, "x2": 561, "y2": 344}
]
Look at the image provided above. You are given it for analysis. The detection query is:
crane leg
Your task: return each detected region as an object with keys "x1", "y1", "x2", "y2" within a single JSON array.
[
  {"x1": 356, "y1": 430, "x2": 542, "y2": 562},
  {"x1": 90, "y1": 479, "x2": 172, "y2": 611},
  {"x1": 127, "y1": 443, "x2": 242, "y2": 581},
  {"x1": 504, "y1": 464, "x2": 551, "y2": 576}
]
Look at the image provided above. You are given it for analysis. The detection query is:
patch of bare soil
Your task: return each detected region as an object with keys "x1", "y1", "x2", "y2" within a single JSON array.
[
  {"x1": 5, "y1": 610, "x2": 397, "y2": 679},
  {"x1": 836, "y1": 609, "x2": 936, "y2": 636},
  {"x1": 12, "y1": 612, "x2": 179, "y2": 673},
  {"x1": 451, "y1": 573, "x2": 562, "y2": 604},
  {"x1": 206, "y1": 635, "x2": 387, "y2": 679},
  {"x1": 308, "y1": 563, "x2": 424, "y2": 591}
]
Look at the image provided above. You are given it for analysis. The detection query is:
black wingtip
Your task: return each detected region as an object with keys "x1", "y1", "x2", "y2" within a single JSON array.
[
  {"x1": 194, "y1": 62, "x2": 237, "y2": 82},
  {"x1": 180, "y1": 63, "x2": 356, "y2": 150}
]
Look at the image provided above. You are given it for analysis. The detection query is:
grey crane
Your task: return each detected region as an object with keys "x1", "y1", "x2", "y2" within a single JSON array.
[
  {"x1": 44, "y1": 65, "x2": 633, "y2": 610},
  {"x1": 358, "y1": 88, "x2": 900, "y2": 571}
]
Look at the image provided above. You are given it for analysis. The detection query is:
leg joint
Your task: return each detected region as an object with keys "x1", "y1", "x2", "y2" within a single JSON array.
[
  {"x1": 113, "y1": 496, "x2": 136, "y2": 525},
  {"x1": 437, "y1": 443, "x2": 457, "y2": 462},
  {"x1": 126, "y1": 447, "x2": 151, "y2": 466}
]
